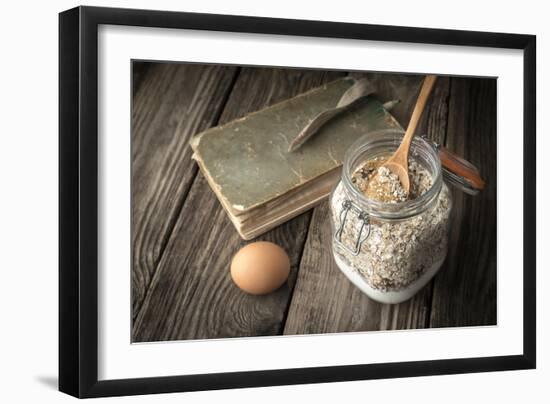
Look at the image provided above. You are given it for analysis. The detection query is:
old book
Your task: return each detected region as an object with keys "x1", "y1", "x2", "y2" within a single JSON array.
[{"x1": 190, "y1": 77, "x2": 402, "y2": 240}]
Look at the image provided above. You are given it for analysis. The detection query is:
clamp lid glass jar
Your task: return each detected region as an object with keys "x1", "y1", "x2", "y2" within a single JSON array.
[{"x1": 330, "y1": 129, "x2": 452, "y2": 304}]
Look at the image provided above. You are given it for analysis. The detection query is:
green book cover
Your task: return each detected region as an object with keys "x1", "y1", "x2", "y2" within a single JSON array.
[{"x1": 190, "y1": 77, "x2": 401, "y2": 235}]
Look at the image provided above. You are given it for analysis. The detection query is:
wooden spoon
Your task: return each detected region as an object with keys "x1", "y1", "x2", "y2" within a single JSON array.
[{"x1": 378, "y1": 75, "x2": 437, "y2": 194}]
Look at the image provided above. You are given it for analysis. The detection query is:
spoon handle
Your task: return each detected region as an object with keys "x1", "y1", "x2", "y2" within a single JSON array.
[{"x1": 393, "y1": 75, "x2": 438, "y2": 165}]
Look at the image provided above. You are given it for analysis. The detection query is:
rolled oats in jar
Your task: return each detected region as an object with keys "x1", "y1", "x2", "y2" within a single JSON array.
[{"x1": 330, "y1": 129, "x2": 452, "y2": 304}]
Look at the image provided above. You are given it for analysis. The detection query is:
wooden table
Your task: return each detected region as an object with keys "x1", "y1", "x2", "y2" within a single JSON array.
[{"x1": 131, "y1": 63, "x2": 497, "y2": 342}]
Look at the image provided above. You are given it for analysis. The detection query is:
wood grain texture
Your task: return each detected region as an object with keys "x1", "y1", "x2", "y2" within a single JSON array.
[
  {"x1": 283, "y1": 76, "x2": 451, "y2": 334},
  {"x1": 131, "y1": 63, "x2": 239, "y2": 316},
  {"x1": 429, "y1": 78, "x2": 497, "y2": 327},
  {"x1": 132, "y1": 67, "x2": 345, "y2": 341}
]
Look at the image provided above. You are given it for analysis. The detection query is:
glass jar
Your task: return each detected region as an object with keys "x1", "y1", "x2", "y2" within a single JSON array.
[{"x1": 330, "y1": 129, "x2": 452, "y2": 304}]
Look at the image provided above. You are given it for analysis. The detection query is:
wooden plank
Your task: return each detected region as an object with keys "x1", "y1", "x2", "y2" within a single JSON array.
[
  {"x1": 131, "y1": 63, "x2": 239, "y2": 316},
  {"x1": 429, "y1": 78, "x2": 497, "y2": 327},
  {"x1": 284, "y1": 76, "x2": 451, "y2": 335},
  {"x1": 132, "y1": 67, "x2": 345, "y2": 342}
]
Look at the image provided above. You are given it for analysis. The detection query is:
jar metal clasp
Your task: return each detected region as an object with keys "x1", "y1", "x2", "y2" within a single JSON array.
[{"x1": 333, "y1": 200, "x2": 371, "y2": 256}]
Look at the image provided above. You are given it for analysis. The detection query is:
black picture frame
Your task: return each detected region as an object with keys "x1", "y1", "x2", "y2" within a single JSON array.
[{"x1": 59, "y1": 5, "x2": 536, "y2": 398}]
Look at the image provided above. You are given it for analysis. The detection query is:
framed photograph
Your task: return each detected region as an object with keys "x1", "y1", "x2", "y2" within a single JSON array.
[{"x1": 59, "y1": 6, "x2": 536, "y2": 398}]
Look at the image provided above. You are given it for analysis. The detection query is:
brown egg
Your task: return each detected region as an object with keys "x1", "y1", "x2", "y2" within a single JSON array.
[{"x1": 230, "y1": 242, "x2": 290, "y2": 295}]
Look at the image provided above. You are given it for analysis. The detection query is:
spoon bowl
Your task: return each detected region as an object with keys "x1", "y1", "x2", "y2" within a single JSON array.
[
  {"x1": 371, "y1": 75, "x2": 437, "y2": 196},
  {"x1": 382, "y1": 160, "x2": 410, "y2": 193}
]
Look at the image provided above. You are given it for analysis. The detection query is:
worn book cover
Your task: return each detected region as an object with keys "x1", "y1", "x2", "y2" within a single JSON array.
[{"x1": 190, "y1": 77, "x2": 402, "y2": 238}]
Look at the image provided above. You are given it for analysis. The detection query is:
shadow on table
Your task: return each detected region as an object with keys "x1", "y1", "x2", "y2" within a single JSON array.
[{"x1": 35, "y1": 375, "x2": 58, "y2": 390}]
